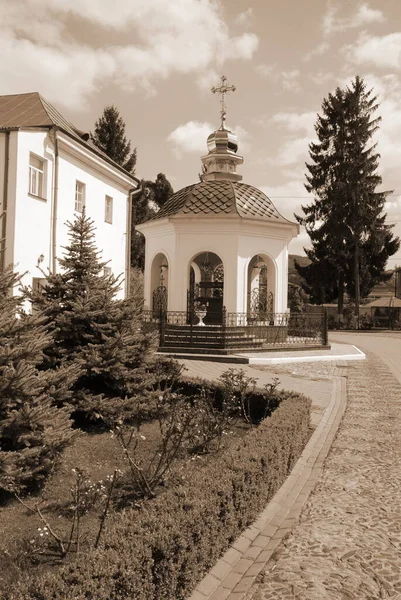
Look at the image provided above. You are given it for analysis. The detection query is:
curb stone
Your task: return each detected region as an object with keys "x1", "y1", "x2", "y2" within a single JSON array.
[{"x1": 187, "y1": 364, "x2": 348, "y2": 600}]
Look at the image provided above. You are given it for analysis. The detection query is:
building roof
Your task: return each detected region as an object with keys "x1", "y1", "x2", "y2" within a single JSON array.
[
  {"x1": 0, "y1": 92, "x2": 137, "y2": 182},
  {"x1": 150, "y1": 180, "x2": 293, "y2": 224}
]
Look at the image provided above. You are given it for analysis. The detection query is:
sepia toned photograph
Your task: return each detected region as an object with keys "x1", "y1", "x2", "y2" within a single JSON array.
[{"x1": 1, "y1": 1, "x2": 401, "y2": 598}]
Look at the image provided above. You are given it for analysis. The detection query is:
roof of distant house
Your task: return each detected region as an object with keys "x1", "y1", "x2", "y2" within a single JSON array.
[{"x1": 0, "y1": 92, "x2": 137, "y2": 182}]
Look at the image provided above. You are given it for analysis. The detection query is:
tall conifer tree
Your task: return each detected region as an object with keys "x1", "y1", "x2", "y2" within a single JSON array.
[
  {"x1": 29, "y1": 212, "x2": 159, "y2": 424},
  {"x1": 0, "y1": 268, "x2": 78, "y2": 495},
  {"x1": 91, "y1": 105, "x2": 137, "y2": 174},
  {"x1": 296, "y1": 76, "x2": 399, "y2": 320}
]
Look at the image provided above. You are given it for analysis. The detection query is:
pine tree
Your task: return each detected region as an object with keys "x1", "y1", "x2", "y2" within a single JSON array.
[
  {"x1": 91, "y1": 105, "x2": 137, "y2": 174},
  {"x1": 296, "y1": 77, "x2": 400, "y2": 320},
  {"x1": 0, "y1": 267, "x2": 79, "y2": 496},
  {"x1": 29, "y1": 212, "x2": 160, "y2": 425}
]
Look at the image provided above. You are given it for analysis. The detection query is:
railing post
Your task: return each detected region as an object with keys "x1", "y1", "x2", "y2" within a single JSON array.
[
  {"x1": 159, "y1": 309, "x2": 166, "y2": 347},
  {"x1": 221, "y1": 306, "x2": 227, "y2": 349},
  {"x1": 322, "y1": 308, "x2": 328, "y2": 345}
]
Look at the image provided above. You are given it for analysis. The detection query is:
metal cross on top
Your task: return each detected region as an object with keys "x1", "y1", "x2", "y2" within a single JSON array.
[{"x1": 211, "y1": 75, "x2": 236, "y2": 129}]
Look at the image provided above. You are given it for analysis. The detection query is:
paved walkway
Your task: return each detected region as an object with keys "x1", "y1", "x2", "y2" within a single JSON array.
[{"x1": 186, "y1": 332, "x2": 401, "y2": 600}]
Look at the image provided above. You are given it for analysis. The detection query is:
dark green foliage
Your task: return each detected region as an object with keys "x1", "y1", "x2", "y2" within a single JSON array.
[
  {"x1": 0, "y1": 267, "x2": 78, "y2": 495},
  {"x1": 171, "y1": 375, "x2": 283, "y2": 423},
  {"x1": 90, "y1": 105, "x2": 137, "y2": 174},
  {"x1": 28, "y1": 213, "x2": 161, "y2": 425},
  {"x1": 131, "y1": 174, "x2": 174, "y2": 270},
  {"x1": 296, "y1": 76, "x2": 400, "y2": 313},
  {"x1": 6, "y1": 391, "x2": 311, "y2": 600},
  {"x1": 288, "y1": 282, "x2": 306, "y2": 312}
]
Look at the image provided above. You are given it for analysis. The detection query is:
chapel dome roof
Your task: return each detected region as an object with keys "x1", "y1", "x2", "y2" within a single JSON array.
[{"x1": 150, "y1": 180, "x2": 290, "y2": 223}]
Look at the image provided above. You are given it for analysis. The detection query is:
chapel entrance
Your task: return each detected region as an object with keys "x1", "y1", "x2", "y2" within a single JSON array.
[
  {"x1": 151, "y1": 253, "x2": 169, "y2": 317},
  {"x1": 247, "y1": 255, "x2": 274, "y2": 320},
  {"x1": 188, "y1": 252, "x2": 224, "y2": 324}
]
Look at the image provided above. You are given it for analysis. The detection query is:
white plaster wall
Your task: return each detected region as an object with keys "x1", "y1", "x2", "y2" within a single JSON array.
[
  {"x1": 138, "y1": 215, "x2": 296, "y2": 314},
  {"x1": 142, "y1": 224, "x2": 175, "y2": 310},
  {"x1": 56, "y1": 144, "x2": 129, "y2": 299},
  {"x1": 9, "y1": 130, "x2": 132, "y2": 299},
  {"x1": 13, "y1": 130, "x2": 53, "y2": 282}
]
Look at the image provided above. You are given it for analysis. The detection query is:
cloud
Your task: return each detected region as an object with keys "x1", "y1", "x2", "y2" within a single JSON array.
[
  {"x1": 0, "y1": 0, "x2": 259, "y2": 109},
  {"x1": 344, "y1": 32, "x2": 401, "y2": 70},
  {"x1": 270, "y1": 111, "x2": 316, "y2": 134},
  {"x1": 167, "y1": 121, "x2": 213, "y2": 157},
  {"x1": 255, "y1": 65, "x2": 301, "y2": 93},
  {"x1": 303, "y1": 42, "x2": 330, "y2": 62},
  {"x1": 268, "y1": 136, "x2": 312, "y2": 168},
  {"x1": 309, "y1": 70, "x2": 335, "y2": 87},
  {"x1": 167, "y1": 120, "x2": 250, "y2": 157},
  {"x1": 0, "y1": 34, "x2": 115, "y2": 110},
  {"x1": 235, "y1": 8, "x2": 253, "y2": 26},
  {"x1": 323, "y1": 2, "x2": 384, "y2": 37}
]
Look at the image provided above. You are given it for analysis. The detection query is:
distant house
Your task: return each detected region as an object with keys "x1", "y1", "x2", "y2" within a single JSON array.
[{"x1": 0, "y1": 92, "x2": 139, "y2": 298}]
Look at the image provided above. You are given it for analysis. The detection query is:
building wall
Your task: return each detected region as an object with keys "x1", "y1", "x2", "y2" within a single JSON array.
[
  {"x1": 7, "y1": 129, "x2": 133, "y2": 299},
  {"x1": 56, "y1": 140, "x2": 129, "y2": 298},
  {"x1": 140, "y1": 216, "x2": 296, "y2": 314}
]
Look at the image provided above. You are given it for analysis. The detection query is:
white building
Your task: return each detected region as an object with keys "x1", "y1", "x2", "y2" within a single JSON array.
[{"x1": 0, "y1": 92, "x2": 139, "y2": 298}]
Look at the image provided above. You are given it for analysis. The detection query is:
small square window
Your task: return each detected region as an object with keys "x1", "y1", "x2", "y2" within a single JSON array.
[
  {"x1": 75, "y1": 181, "x2": 86, "y2": 212},
  {"x1": 105, "y1": 195, "x2": 113, "y2": 224},
  {"x1": 29, "y1": 154, "x2": 45, "y2": 197}
]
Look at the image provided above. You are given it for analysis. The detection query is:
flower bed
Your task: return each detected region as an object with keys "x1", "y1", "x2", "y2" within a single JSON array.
[{"x1": 6, "y1": 390, "x2": 311, "y2": 600}]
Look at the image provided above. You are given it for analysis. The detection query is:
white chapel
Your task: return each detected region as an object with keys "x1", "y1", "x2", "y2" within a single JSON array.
[{"x1": 137, "y1": 77, "x2": 299, "y2": 324}]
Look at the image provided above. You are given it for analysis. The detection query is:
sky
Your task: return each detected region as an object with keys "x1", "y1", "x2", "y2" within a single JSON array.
[{"x1": 2, "y1": 0, "x2": 401, "y2": 265}]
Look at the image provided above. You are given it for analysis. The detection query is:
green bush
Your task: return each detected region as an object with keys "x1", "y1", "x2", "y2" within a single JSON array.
[
  {"x1": 7, "y1": 391, "x2": 311, "y2": 600},
  {"x1": 172, "y1": 375, "x2": 282, "y2": 423}
]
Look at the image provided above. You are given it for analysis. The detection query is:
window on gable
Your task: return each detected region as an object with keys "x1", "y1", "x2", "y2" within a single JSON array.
[
  {"x1": 75, "y1": 181, "x2": 86, "y2": 212},
  {"x1": 105, "y1": 195, "x2": 113, "y2": 224},
  {"x1": 29, "y1": 154, "x2": 45, "y2": 198}
]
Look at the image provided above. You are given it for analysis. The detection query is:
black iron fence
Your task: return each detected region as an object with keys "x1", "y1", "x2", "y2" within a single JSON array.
[{"x1": 142, "y1": 308, "x2": 328, "y2": 349}]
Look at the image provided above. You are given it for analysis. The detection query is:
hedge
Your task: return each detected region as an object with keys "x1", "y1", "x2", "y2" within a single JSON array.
[{"x1": 7, "y1": 391, "x2": 311, "y2": 600}]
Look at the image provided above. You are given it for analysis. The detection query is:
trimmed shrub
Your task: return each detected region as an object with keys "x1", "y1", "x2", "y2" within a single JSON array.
[{"x1": 6, "y1": 391, "x2": 311, "y2": 600}]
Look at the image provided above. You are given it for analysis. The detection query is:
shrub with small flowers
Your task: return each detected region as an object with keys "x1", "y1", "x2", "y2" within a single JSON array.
[{"x1": 16, "y1": 467, "x2": 122, "y2": 562}]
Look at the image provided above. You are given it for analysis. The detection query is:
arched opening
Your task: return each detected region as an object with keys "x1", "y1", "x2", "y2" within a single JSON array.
[
  {"x1": 247, "y1": 254, "x2": 275, "y2": 321},
  {"x1": 188, "y1": 251, "x2": 224, "y2": 324},
  {"x1": 151, "y1": 252, "x2": 169, "y2": 315}
]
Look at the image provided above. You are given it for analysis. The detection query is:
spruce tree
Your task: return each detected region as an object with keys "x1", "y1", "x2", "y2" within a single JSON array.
[
  {"x1": 91, "y1": 105, "x2": 137, "y2": 174},
  {"x1": 30, "y1": 212, "x2": 160, "y2": 425},
  {"x1": 0, "y1": 267, "x2": 78, "y2": 495},
  {"x1": 296, "y1": 76, "x2": 400, "y2": 320}
]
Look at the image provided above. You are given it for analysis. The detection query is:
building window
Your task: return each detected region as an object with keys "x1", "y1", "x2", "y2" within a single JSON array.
[
  {"x1": 103, "y1": 266, "x2": 112, "y2": 277},
  {"x1": 75, "y1": 180, "x2": 86, "y2": 212},
  {"x1": 32, "y1": 277, "x2": 47, "y2": 293},
  {"x1": 105, "y1": 195, "x2": 113, "y2": 224},
  {"x1": 29, "y1": 154, "x2": 45, "y2": 197}
]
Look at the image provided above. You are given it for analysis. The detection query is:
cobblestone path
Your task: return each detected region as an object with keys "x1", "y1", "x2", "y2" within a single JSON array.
[{"x1": 245, "y1": 352, "x2": 401, "y2": 600}]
